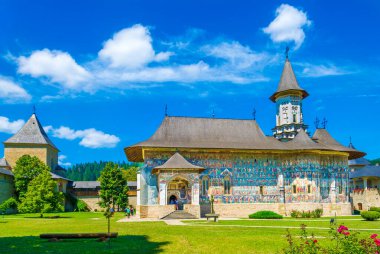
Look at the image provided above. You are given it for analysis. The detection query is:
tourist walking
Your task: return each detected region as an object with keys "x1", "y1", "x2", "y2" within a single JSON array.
[{"x1": 125, "y1": 207, "x2": 131, "y2": 218}]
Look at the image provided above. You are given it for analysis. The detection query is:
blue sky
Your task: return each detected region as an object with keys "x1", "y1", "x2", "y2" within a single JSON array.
[{"x1": 0, "y1": 0, "x2": 379, "y2": 166}]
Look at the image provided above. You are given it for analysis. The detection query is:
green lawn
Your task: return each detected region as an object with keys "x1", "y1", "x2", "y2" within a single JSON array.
[{"x1": 1, "y1": 213, "x2": 379, "y2": 254}]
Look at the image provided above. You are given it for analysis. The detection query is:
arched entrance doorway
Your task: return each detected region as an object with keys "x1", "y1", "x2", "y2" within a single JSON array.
[{"x1": 167, "y1": 176, "x2": 191, "y2": 210}]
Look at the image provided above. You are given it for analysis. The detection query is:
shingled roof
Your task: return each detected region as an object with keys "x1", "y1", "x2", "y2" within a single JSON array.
[
  {"x1": 312, "y1": 129, "x2": 365, "y2": 159},
  {"x1": 350, "y1": 165, "x2": 380, "y2": 179},
  {"x1": 125, "y1": 116, "x2": 365, "y2": 161},
  {"x1": 152, "y1": 152, "x2": 204, "y2": 174},
  {"x1": 270, "y1": 59, "x2": 309, "y2": 102},
  {"x1": 288, "y1": 128, "x2": 326, "y2": 150},
  {"x1": 4, "y1": 114, "x2": 59, "y2": 151}
]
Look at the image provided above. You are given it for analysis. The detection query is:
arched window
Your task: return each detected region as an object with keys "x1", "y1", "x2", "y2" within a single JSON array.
[
  {"x1": 224, "y1": 176, "x2": 231, "y2": 195},
  {"x1": 201, "y1": 176, "x2": 209, "y2": 196}
]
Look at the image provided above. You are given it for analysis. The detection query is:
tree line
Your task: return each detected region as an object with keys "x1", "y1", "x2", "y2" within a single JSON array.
[{"x1": 64, "y1": 161, "x2": 141, "y2": 181}]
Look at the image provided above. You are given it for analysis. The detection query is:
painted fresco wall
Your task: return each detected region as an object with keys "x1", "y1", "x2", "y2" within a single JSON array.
[{"x1": 139, "y1": 150, "x2": 349, "y2": 206}]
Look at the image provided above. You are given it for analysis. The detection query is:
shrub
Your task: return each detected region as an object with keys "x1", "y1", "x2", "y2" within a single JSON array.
[
  {"x1": 290, "y1": 209, "x2": 323, "y2": 218},
  {"x1": 0, "y1": 197, "x2": 18, "y2": 213},
  {"x1": 249, "y1": 210, "x2": 283, "y2": 219},
  {"x1": 369, "y1": 207, "x2": 380, "y2": 213},
  {"x1": 361, "y1": 211, "x2": 380, "y2": 221},
  {"x1": 290, "y1": 210, "x2": 301, "y2": 218},
  {"x1": 76, "y1": 200, "x2": 90, "y2": 212}
]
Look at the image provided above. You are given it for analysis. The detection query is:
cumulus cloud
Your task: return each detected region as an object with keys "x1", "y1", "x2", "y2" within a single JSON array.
[
  {"x1": 47, "y1": 126, "x2": 120, "y2": 148},
  {"x1": 0, "y1": 116, "x2": 25, "y2": 134},
  {"x1": 300, "y1": 63, "x2": 351, "y2": 77},
  {"x1": 98, "y1": 24, "x2": 172, "y2": 69},
  {"x1": 263, "y1": 4, "x2": 311, "y2": 49},
  {"x1": 17, "y1": 49, "x2": 91, "y2": 89},
  {"x1": 0, "y1": 77, "x2": 31, "y2": 103},
  {"x1": 16, "y1": 24, "x2": 274, "y2": 95}
]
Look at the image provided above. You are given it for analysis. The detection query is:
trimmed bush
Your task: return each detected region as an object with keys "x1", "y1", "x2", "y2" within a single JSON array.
[
  {"x1": 249, "y1": 211, "x2": 283, "y2": 219},
  {"x1": 369, "y1": 207, "x2": 380, "y2": 213},
  {"x1": 361, "y1": 211, "x2": 380, "y2": 221}
]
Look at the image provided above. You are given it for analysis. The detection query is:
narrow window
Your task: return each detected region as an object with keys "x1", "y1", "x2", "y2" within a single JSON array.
[
  {"x1": 260, "y1": 186, "x2": 264, "y2": 195},
  {"x1": 293, "y1": 113, "x2": 297, "y2": 123},
  {"x1": 292, "y1": 185, "x2": 297, "y2": 194},
  {"x1": 224, "y1": 176, "x2": 231, "y2": 195},
  {"x1": 202, "y1": 176, "x2": 209, "y2": 196},
  {"x1": 307, "y1": 185, "x2": 311, "y2": 194}
]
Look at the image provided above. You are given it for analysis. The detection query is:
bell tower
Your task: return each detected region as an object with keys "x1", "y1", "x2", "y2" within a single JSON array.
[{"x1": 270, "y1": 50, "x2": 309, "y2": 141}]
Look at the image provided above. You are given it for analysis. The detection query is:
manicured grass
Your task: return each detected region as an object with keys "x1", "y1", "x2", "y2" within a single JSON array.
[{"x1": 1, "y1": 213, "x2": 380, "y2": 253}]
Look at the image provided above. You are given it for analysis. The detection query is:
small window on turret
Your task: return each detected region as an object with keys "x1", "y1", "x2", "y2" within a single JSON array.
[
  {"x1": 260, "y1": 186, "x2": 264, "y2": 195},
  {"x1": 293, "y1": 114, "x2": 297, "y2": 123},
  {"x1": 307, "y1": 185, "x2": 311, "y2": 193},
  {"x1": 292, "y1": 185, "x2": 297, "y2": 194}
]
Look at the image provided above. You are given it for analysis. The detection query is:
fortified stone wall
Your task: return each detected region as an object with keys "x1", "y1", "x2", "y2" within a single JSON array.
[
  {"x1": 0, "y1": 174, "x2": 14, "y2": 203},
  {"x1": 351, "y1": 189, "x2": 380, "y2": 211}
]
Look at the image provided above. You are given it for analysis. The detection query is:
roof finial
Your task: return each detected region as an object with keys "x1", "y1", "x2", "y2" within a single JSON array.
[
  {"x1": 285, "y1": 46, "x2": 290, "y2": 60},
  {"x1": 321, "y1": 117, "x2": 328, "y2": 129},
  {"x1": 33, "y1": 105, "x2": 36, "y2": 115},
  {"x1": 164, "y1": 104, "x2": 168, "y2": 117},
  {"x1": 349, "y1": 136, "x2": 352, "y2": 145},
  {"x1": 252, "y1": 107, "x2": 256, "y2": 120},
  {"x1": 314, "y1": 117, "x2": 320, "y2": 129},
  {"x1": 212, "y1": 109, "x2": 215, "y2": 118}
]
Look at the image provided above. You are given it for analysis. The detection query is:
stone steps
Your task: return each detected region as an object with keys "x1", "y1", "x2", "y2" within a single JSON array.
[{"x1": 162, "y1": 210, "x2": 197, "y2": 220}]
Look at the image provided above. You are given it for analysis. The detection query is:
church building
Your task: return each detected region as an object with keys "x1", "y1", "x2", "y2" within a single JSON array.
[{"x1": 125, "y1": 56, "x2": 366, "y2": 219}]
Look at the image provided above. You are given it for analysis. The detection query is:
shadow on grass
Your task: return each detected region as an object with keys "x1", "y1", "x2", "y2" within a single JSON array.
[
  {"x1": 24, "y1": 216, "x2": 72, "y2": 219},
  {"x1": 0, "y1": 235, "x2": 169, "y2": 254}
]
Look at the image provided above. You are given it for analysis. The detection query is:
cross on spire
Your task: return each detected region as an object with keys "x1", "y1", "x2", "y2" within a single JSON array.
[
  {"x1": 212, "y1": 109, "x2": 215, "y2": 118},
  {"x1": 314, "y1": 117, "x2": 320, "y2": 129},
  {"x1": 252, "y1": 107, "x2": 256, "y2": 120},
  {"x1": 285, "y1": 46, "x2": 290, "y2": 59},
  {"x1": 321, "y1": 117, "x2": 328, "y2": 129},
  {"x1": 33, "y1": 105, "x2": 36, "y2": 115},
  {"x1": 164, "y1": 104, "x2": 168, "y2": 117}
]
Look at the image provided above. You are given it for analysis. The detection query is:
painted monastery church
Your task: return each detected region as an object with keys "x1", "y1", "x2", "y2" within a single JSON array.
[{"x1": 125, "y1": 56, "x2": 366, "y2": 219}]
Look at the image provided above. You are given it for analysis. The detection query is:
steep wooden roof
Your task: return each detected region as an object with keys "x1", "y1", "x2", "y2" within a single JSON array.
[
  {"x1": 270, "y1": 59, "x2": 309, "y2": 102},
  {"x1": 152, "y1": 152, "x2": 204, "y2": 174},
  {"x1": 4, "y1": 114, "x2": 59, "y2": 151},
  {"x1": 125, "y1": 116, "x2": 365, "y2": 161}
]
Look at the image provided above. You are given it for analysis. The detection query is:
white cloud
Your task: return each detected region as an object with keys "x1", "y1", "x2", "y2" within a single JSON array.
[
  {"x1": 263, "y1": 4, "x2": 311, "y2": 49},
  {"x1": 47, "y1": 126, "x2": 120, "y2": 148},
  {"x1": 58, "y1": 154, "x2": 72, "y2": 167},
  {"x1": 17, "y1": 49, "x2": 91, "y2": 89},
  {"x1": 300, "y1": 63, "x2": 351, "y2": 77},
  {"x1": 0, "y1": 77, "x2": 31, "y2": 103},
  {"x1": 98, "y1": 24, "x2": 172, "y2": 69},
  {"x1": 202, "y1": 41, "x2": 273, "y2": 69},
  {"x1": 16, "y1": 24, "x2": 274, "y2": 96},
  {"x1": 0, "y1": 116, "x2": 25, "y2": 134}
]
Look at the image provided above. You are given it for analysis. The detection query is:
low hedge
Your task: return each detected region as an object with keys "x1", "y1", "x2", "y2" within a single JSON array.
[
  {"x1": 249, "y1": 211, "x2": 283, "y2": 219},
  {"x1": 361, "y1": 211, "x2": 380, "y2": 221}
]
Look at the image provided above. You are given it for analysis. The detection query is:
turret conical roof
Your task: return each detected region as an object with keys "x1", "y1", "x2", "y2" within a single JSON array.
[
  {"x1": 4, "y1": 114, "x2": 59, "y2": 151},
  {"x1": 270, "y1": 58, "x2": 309, "y2": 102}
]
